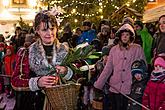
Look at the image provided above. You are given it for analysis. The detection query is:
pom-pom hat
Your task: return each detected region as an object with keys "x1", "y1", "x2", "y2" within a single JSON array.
[
  {"x1": 154, "y1": 57, "x2": 165, "y2": 69},
  {"x1": 131, "y1": 59, "x2": 147, "y2": 76}
]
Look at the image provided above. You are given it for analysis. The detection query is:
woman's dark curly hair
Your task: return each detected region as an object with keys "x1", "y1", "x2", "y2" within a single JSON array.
[{"x1": 34, "y1": 11, "x2": 58, "y2": 31}]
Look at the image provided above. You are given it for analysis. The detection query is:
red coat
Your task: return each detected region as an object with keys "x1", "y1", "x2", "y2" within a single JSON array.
[
  {"x1": 11, "y1": 48, "x2": 31, "y2": 91},
  {"x1": 142, "y1": 76, "x2": 165, "y2": 110},
  {"x1": 3, "y1": 46, "x2": 16, "y2": 76}
]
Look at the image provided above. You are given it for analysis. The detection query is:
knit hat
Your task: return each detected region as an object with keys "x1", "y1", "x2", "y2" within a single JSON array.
[
  {"x1": 82, "y1": 20, "x2": 92, "y2": 27},
  {"x1": 101, "y1": 45, "x2": 111, "y2": 56},
  {"x1": 122, "y1": 16, "x2": 134, "y2": 27},
  {"x1": 134, "y1": 20, "x2": 143, "y2": 29},
  {"x1": 100, "y1": 19, "x2": 110, "y2": 26},
  {"x1": 131, "y1": 59, "x2": 147, "y2": 76},
  {"x1": 154, "y1": 57, "x2": 165, "y2": 69}
]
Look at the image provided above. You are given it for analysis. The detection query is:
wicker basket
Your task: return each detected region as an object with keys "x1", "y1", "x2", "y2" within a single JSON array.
[{"x1": 44, "y1": 83, "x2": 80, "y2": 110}]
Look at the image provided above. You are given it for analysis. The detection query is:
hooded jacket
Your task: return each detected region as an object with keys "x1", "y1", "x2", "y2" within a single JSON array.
[
  {"x1": 116, "y1": 23, "x2": 135, "y2": 43},
  {"x1": 3, "y1": 45, "x2": 16, "y2": 76},
  {"x1": 94, "y1": 24, "x2": 146, "y2": 94}
]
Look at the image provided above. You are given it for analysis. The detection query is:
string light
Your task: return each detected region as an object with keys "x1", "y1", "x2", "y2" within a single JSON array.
[
  {"x1": 99, "y1": 3, "x2": 102, "y2": 6},
  {"x1": 71, "y1": 9, "x2": 76, "y2": 14},
  {"x1": 74, "y1": 19, "x2": 78, "y2": 23},
  {"x1": 133, "y1": 0, "x2": 136, "y2": 3},
  {"x1": 48, "y1": 0, "x2": 137, "y2": 20},
  {"x1": 99, "y1": 8, "x2": 103, "y2": 13}
]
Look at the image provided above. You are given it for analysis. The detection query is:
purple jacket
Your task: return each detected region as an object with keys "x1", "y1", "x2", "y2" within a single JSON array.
[{"x1": 94, "y1": 43, "x2": 146, "y2": 94}]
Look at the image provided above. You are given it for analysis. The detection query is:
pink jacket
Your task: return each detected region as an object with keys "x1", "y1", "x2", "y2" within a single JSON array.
[{"x1": 94, "y1": 44, "x2": 146, "y2": 94}]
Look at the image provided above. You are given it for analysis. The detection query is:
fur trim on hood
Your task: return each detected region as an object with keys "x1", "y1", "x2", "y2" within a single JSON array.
[{"x1": 116, "y1": 23, "x2": 135, "y2": 42}]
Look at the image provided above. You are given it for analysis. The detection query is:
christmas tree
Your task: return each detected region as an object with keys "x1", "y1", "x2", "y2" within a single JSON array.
[{"x1": 41, "y1": 0, "x2": 148, "y2": 27}]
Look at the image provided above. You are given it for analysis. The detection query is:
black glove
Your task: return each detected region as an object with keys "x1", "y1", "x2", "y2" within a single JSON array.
[{"x1": 93, "y1": 87, "x2": 103, "y2": 101}]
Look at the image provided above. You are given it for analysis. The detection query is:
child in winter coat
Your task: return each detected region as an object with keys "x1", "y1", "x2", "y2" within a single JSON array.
[
  {"x1": 93, "y1": 45, "x2": 113, "y2": 110},
  {"x1": 129, "y1": 59, "x2": 149, "y2": 110},
  {"x1": 142, "y1": 56, "x2": 165, "y2": 110},
  {"x1": 3, "y1": 45, "x2": 16, "y2": 98},
  {"x1": 0, "y1": 42, "x2": 5, "y2": 93},
  {"x1": 0, "y1": 43, "x2": 5, "y2": 73},
  {"x1": 94, "y1": 23, "x2": 146, "y2": 110}
]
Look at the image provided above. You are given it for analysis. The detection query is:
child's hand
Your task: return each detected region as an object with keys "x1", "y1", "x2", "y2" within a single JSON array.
[{"x1": 134, "y1": 73, "x2": 142, "y2": 81}]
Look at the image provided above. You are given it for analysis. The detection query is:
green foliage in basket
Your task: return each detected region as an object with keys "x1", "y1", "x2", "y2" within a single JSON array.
[{"x1": 60, "y1": 44, "x2": 96, "y2": 74}]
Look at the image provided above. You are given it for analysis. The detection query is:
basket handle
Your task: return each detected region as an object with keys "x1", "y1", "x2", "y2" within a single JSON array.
[
  {"x1": 83, "y1": 60, "x2": 91, "y2": 81},
  {"x1": 76, "y1": 77, "x2": 86, "y2": 84},
  {"x1": 58, "y1": 75, "x2": 68, "y2": 85}
]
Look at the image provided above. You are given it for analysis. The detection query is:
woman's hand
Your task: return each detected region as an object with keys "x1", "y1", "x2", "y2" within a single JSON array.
[
  {"x1": 37, "y1": 76, "x2": 59, "y2": 88},
  {"x1": 55, "y1": 65, "x2": 68, "y2": 75}
]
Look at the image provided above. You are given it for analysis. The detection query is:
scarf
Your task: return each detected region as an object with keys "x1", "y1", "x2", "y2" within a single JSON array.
[{"x1": 151, "y1": 71, "x2": 165, "y2": 82}]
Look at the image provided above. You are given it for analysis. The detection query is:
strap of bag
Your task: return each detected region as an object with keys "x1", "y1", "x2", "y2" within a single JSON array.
[
  {"x1": 19, "y1": 50, "x2": 26, "y2": 78},
  {"x1": 20, "y1": 50, "x2": 26, "y2": 75}
]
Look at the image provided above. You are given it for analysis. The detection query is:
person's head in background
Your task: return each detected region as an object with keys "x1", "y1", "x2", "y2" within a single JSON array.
[
  {"x1": 145, "y1": 23, "x2": 156, "y2": 36},
  {"x1": 101, "y1": 45, "x2": 112, "y2": 64},
  {"x1": 134, "y1": 20, "x2": 143, "y2": 32},
  {"x1": 5, "y1": 46, "x2": 14, "y2": 56},
  {"x1": 15, "y1": 26, "x2": 22, "y2": 36},
  {"x1": 24, "y1": 34, "x2": 36, "y2": 48},
  {"x1": 98, "y1": 19, "x2": 110, "y2": 33},
  {"x1": 0, "y1": 42, "x2": 5, "y2": 52},
  {"x1": 158, "y1": 15, "x2": 165, "y2": 33},
  {"x1": 131, "y1": 59, "x2": 147, "y2": 81},
  {"x1": 153, "y1": 56, "x2": 165, "y2": 73},
  {"x1": 75, "y1": 27, "x2": 82, "y2": 36},
  {"x1": 0, "y1": 34, "x2": 4, "y2": 42},
  {"x1": 82, "y1": 20, "x2": 92, "y2": 32},
  {"x1": 110, "y1": 26, "x2": 118, "y2": 39},
  {"x1": 91, "y1": 23, "x2": 97, "y2": 30},
  {"x1": 101, "y1": 25, "x2": 110, "y2": 37},
  {"x1": 122, "y1": 16, "x2": 134, "y2": 27},
  {"x1": 63, "y1": 22, "x2": 72, "y2": 33},
  {"x1": 90, "y1": 39, "x2": 101, "y2": 52},
  {"x1": 34, "y1": 10, "x2": 58, "y2": 45}
]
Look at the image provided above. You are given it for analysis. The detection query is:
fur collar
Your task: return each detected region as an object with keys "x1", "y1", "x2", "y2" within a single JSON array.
[{"x1": 29, "y1": 39, "x2": 68, "y2": 76}]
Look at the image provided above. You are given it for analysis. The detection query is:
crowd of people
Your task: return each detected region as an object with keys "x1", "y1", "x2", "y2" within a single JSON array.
[{"x1": 0, "y1": 8, "x2": 164, "y2": 110}]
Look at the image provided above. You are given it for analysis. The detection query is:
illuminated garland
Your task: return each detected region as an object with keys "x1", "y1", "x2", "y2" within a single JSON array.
[{"x1": 47, "y1": 0, "x2": 137, "y2": 18}]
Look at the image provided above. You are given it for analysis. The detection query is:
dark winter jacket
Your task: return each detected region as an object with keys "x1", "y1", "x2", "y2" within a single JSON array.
[
  {"x1": 130, "y1": 73, "x2": 149, "y2": 110},
  {"x1": 153, "y1": 32, "x2": 165, "y2": 56}
]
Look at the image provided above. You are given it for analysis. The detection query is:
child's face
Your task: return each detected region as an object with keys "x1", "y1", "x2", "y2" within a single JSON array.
[
  {"x1": 0, "y1": 47, "x2": 4, "y2": 52},
  {"x1": 6, "y1": 49, "x2": 11, "y2": 56},
  {"x1": 134, "y1": 73, "x2": 142, "y2": 81},
  {"x1": 121, "y1": 32, "x2": 130, "y2": 44},
  {"x1": 154, "y1": 65, "x2": 165, "y2": 72}
]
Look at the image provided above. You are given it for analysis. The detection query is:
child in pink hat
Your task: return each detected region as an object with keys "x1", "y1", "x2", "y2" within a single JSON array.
[{"x1": 142, "y1": 56, "x2": 165, "y2": 110}]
